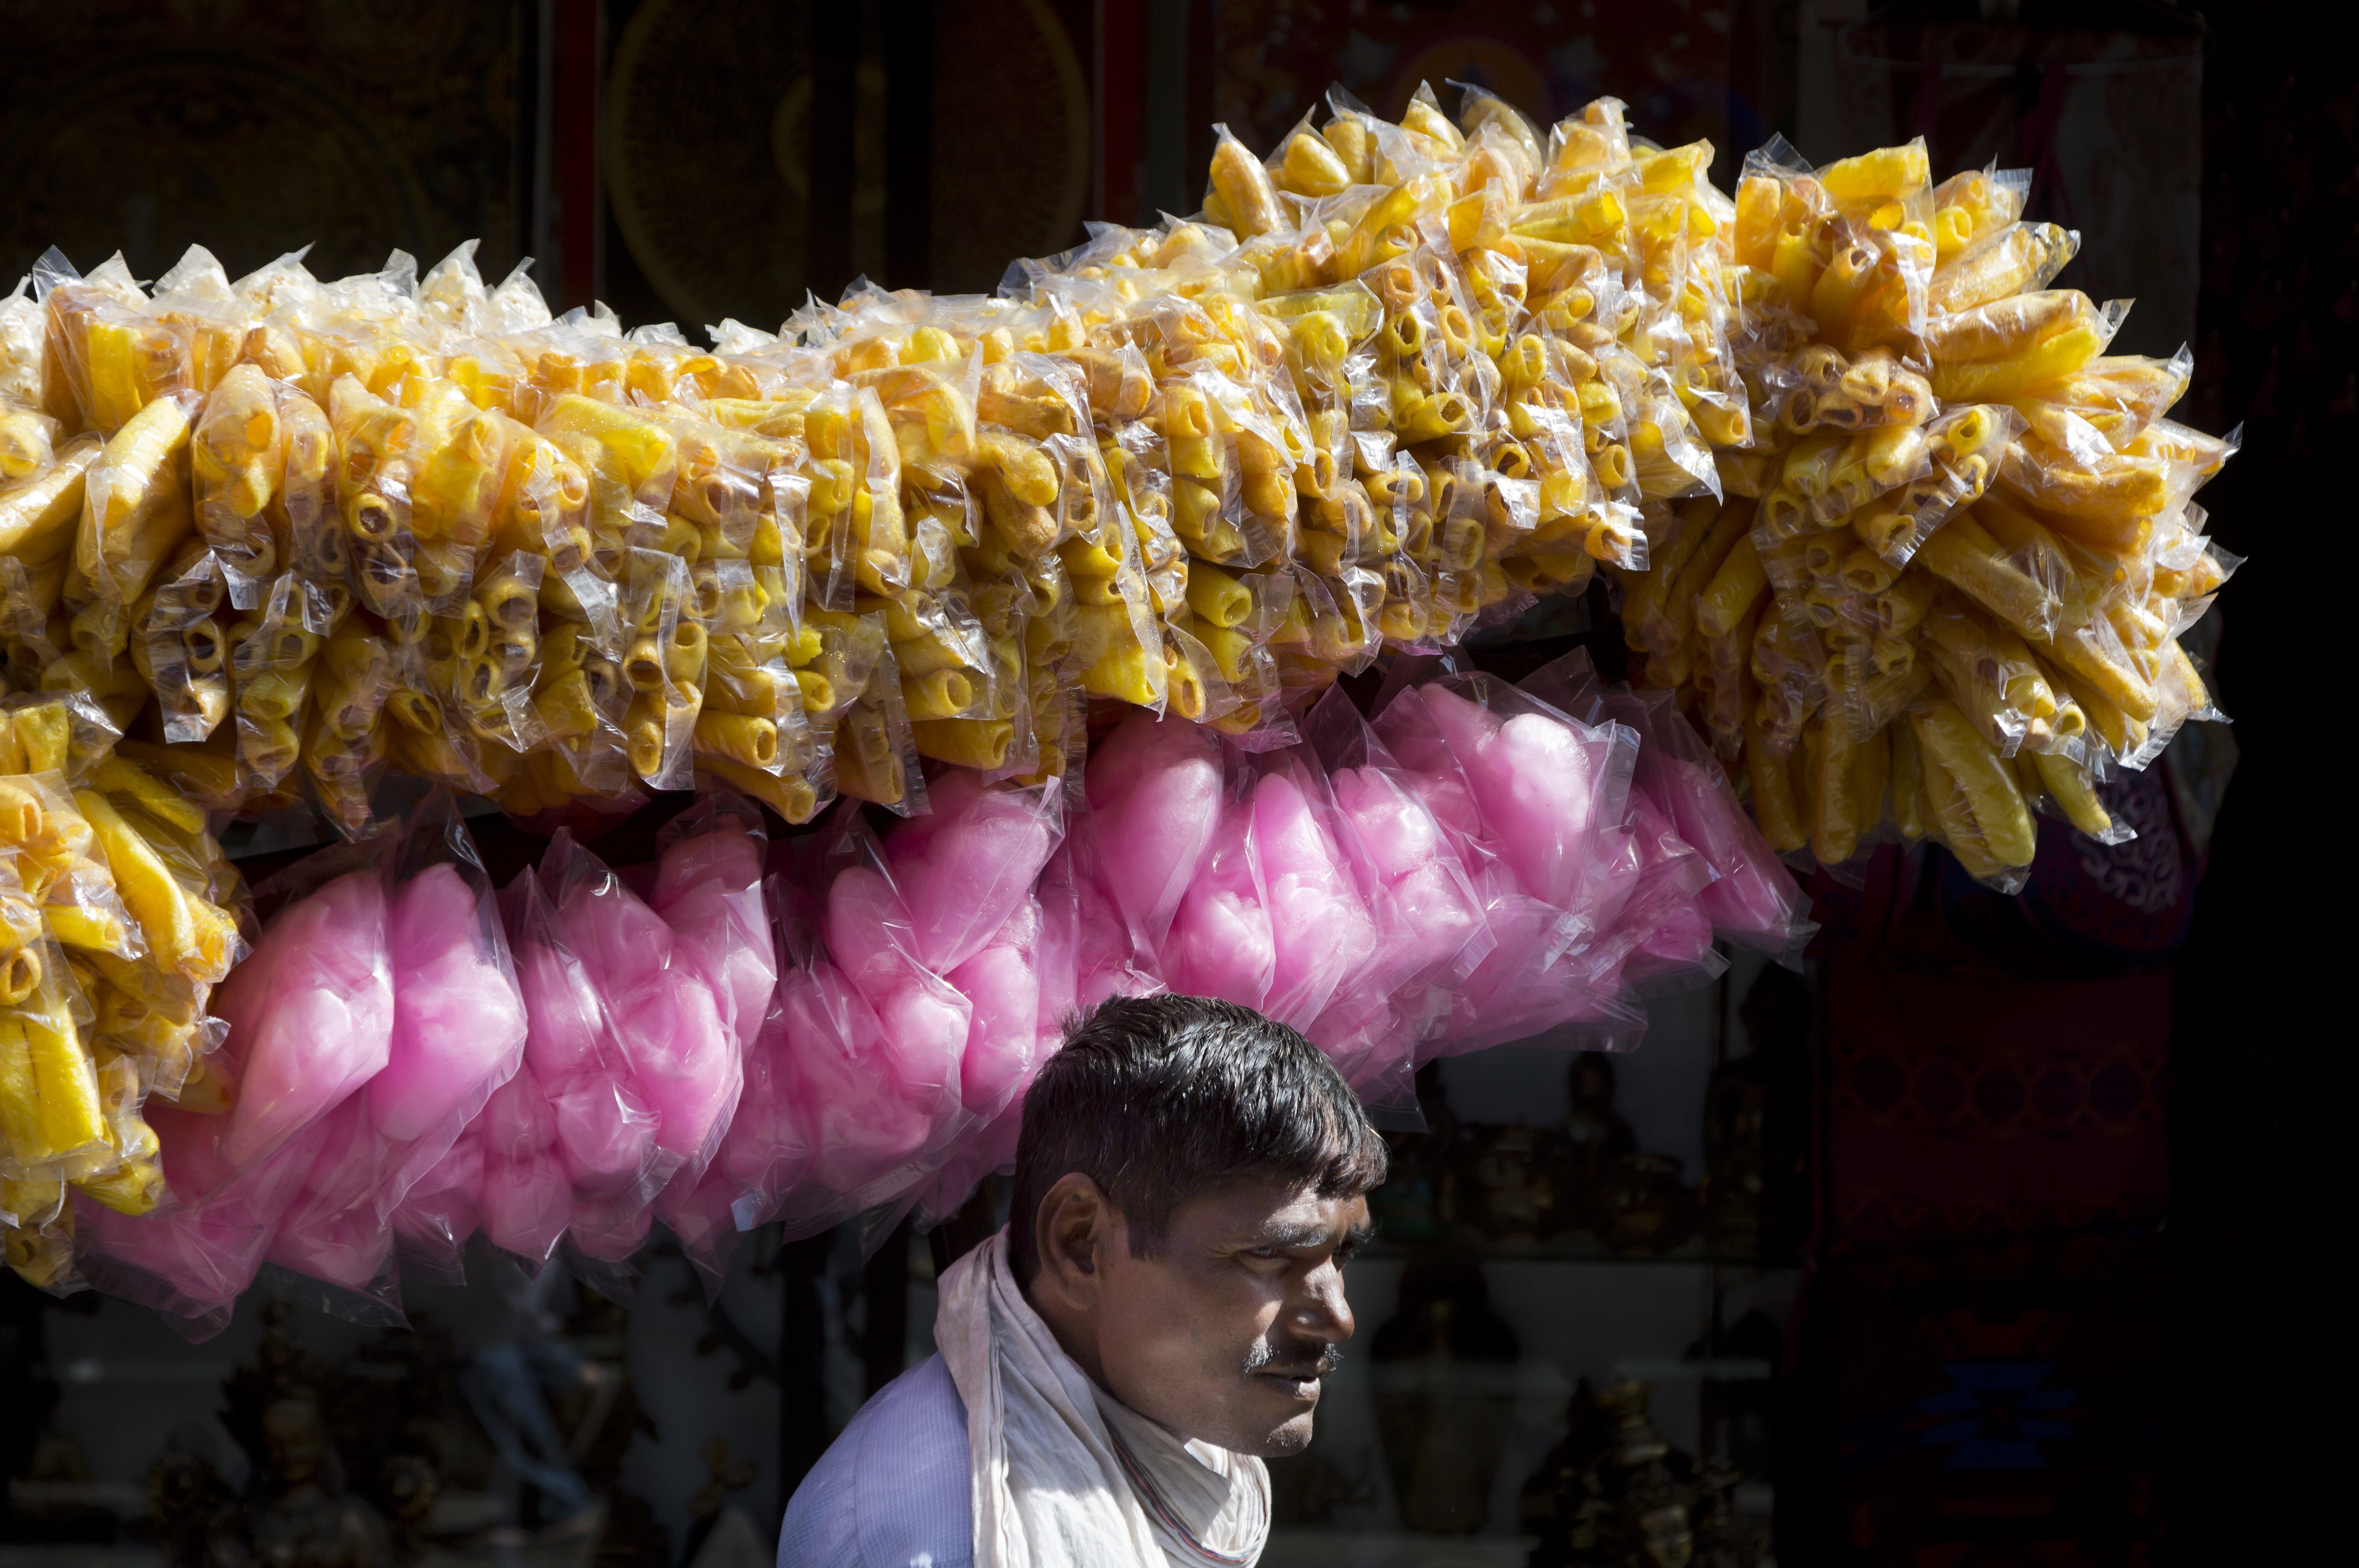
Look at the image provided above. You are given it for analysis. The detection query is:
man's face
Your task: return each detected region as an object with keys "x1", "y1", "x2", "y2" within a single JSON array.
[{"x1": 1090, "y1": 1178, "x2": 1369, "y2": 1458}]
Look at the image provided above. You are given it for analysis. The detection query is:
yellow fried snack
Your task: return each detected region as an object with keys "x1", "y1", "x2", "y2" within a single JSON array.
[
  {"x1": 1607, "y1": 126, "x2": 2231, "y2": 881},
  {"x1": 2, "y1": 107, "x2": 2235, "y2": 895}
]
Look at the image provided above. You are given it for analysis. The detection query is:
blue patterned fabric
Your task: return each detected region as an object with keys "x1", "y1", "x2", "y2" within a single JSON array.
[{"x1": 778, "y1": 1354, "x2": 974, "y2": 1568}]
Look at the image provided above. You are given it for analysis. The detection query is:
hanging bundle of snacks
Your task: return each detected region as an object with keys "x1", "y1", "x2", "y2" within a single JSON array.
[{"x1": 2, "y1": 87, "x2": 2234, "y2": 897}]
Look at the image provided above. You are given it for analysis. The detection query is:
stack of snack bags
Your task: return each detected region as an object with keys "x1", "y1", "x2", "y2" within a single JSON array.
[
  {"x1": 71, "y1": 796, "x2": 524, "y2": 1329},
  {"x1": 28, "y1": 657, "x2": 1809, "y2": 1317},
  {"x1": 3, "y1": 76, "x2": 2242, "y2": 1315},
  {"x1": 2, "y1": 83, "x2": 2235, "y2": 892},
  {"x1": 708, "y1": 663, "x2": 1803, "y2": 1246},
  {"x1": 1613, "y1": 138, "x2": 2233, "y2": 887},
  {"x1": 0, "y1": 707, "x2": 247, "y2": 1295}
]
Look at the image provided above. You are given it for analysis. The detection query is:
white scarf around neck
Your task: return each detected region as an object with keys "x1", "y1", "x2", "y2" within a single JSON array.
[{"x1": 936, "y1": 1230, "x2": 1271, "y2": 1568}]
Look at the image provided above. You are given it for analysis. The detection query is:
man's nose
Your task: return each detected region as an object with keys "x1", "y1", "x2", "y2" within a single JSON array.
[{"x1": 1292, "y1": 1262, "x2": 1355, "y2": 1344}]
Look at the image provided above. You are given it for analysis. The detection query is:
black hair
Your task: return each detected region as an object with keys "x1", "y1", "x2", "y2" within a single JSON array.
[{"x1": 1008, "y1": 994, "x2": 1389, "y2": 1287}]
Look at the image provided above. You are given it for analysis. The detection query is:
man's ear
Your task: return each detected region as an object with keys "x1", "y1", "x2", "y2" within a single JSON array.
[{"x1": 1029, "y1": 1172, "x2": 1116, "y2": 1314}]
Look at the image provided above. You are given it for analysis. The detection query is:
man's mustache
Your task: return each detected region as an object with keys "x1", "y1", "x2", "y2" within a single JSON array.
[{"x1": 1243, "y1": 1339, "x2": 1343, "y2": 1378}]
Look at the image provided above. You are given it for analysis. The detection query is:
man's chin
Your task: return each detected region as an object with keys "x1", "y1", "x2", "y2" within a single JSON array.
[{"x1": 1246, "y1": 1407, "x2": 1319, "y2": 1459}]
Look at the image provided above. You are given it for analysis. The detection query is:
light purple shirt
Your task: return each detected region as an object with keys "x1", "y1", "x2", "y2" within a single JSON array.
[{"x1": 777, "y1": 1354, "x2": 974, "y2": 1568}]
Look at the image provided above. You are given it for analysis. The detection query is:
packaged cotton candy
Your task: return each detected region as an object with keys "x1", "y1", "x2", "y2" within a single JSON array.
[
  {"x1": 534, "y1": 830, "x2": 738, "y2": 1265},
  {"x1": 75, "y1": 835, "x2": 398, "y2": 1333},
  {"x1": 808, "y1": 806, "x2": 974, "y2": 1209},
  {"x1": 1521, "y1": 649, "x2": 1814, "y2": 963},
  {"x1": 882, "y1": 768, "x2": 1064, "y2": 976},
  {"x1": 266, "y1": 794, "x2": 525, "y2": 1310},
  {"x1": 945, "y1": 893, "x2": 1046, "y2": 1121},
  {"x1": 374, "y1": 797, "x2": 527, "y2": 1196},
  {"x1": 390, "y1": 1125, "x2": 482, "y2": 1282},
  {"x1": 734, "y1": 825, "x2": 972, "y2": 1237},
  {"x1": 1372, "y1": 676, "x2": 1651, "y2": 1054},
  {"x1": 263, "y1": 1095, "x2": 409, "y2": 1320},
  {"x1": 652, "y1": 794, "x2": 775, "y2": 1044},
  {"x1": 1409, "y1": 676, "x2": 1638, "y2": 924},
  {"x1": 199, "y1": 851, "x2": 394, "y2": 1179},
  {"x1": 472, "y1": 1068, "x2": 573, "y2": 1266},
  {"x1": 1156, "y1": 757, "x2": 1273, "y2": 1013},
  {"x1": 1078, "y1": 710, "x2": 1224, "y2": 954},
  {"x1": 715, "y1": 872, "x2": 812, "y2": 1235},
  {"x1": 1299, "y1": 687, "x2": 1491, "y2": 1095},
  {"x1": 500, "y1": 854, "x2": 664, "y2": 1264},
  {"x1": 77, "y1": 1103, "x2": 332, "y2": 1337},
  {"x1": 647, "y1": 793, "x2": 773, "y2": 1257}
]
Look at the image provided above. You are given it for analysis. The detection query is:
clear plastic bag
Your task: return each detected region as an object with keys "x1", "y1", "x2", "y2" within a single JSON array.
[
  {"x1": 500, "y1": 852, "x2": 665, "y2": 1262},
  {"x1": 542, "y1": 829, "x2": 737, "y2": 1227},
  {"x1": 367, "y1": 796, "x2": 528, "y2": 1201},
  {"x1": 1156, "y1": 749, "x2": 1272, "y2": 1010},
  {"x1": 76, "y1": 388, "x2": 200, "y2": 606},
  {"x1": 743, "y1": 815, "x2": 976, "y2": 1237},
  {"x1": 1302, "y1": 687, "x2": 1492, "y2": 1071},
  {"x1": 71, "y1": 836, "x2": 393, "y2": 1333},
  {"x1": 1075, "y1": 708, "x2": 1224, "y2": 954},
  {"x1": 201, "y1": 855, "x2": 394, "y2": 1176},
  {"x1": 1522, "y1": 649, "x2": 1815, "y2": 963}
]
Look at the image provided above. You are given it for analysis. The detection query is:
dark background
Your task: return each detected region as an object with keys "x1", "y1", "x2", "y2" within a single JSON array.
[{"x1": 1, "y1": 1, "x2": 2336, "y2": 1557}]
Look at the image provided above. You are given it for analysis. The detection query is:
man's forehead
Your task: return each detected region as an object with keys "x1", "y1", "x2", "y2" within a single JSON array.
[{"x1": 1177, "y1": 1176, "x2": 1369, "y2": 1241}]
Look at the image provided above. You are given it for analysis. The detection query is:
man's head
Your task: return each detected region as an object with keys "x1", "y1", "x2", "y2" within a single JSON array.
[{"x1": 1009, "y1": 995, "x2": 1387, "y2": 1458}]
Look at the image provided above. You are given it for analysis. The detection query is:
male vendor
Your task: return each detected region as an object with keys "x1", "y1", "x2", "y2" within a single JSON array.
[{"x1": 778, "y1": 994, "x2": 1385, "y2": 1567}]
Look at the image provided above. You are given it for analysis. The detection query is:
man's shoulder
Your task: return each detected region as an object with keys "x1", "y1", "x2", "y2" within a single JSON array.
[{"x1": 778, "y1": 1354, "x2": 973, "y2": 1568}]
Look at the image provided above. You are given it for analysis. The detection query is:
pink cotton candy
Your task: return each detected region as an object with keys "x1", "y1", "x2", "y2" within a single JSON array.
[
  {"x1": 1332, "y1": 763, "x2": 1451, "y2": 887},
  {"x1": 1030, "y1": 858, "x2": 1080, "y2": 1032},
  {"x1": 478, "y1": 1066, "x2": 558, "y2": 1161},
  {"x1": 1518, "y1": 653, "x2": 1811, "y2": 957},
  {"x1": 1251, "y1": 770, "x2": 1375, "y2": 1031},
  {"x1": 266, "y1": 1097, "x2": 396, "y2": 1297},
  {"x1": 477, "y1": 1074, "x2": 573, "y2": 1260},
  {"x1": 1663, "y1": 753, "x2": 1808, "y2": 946},
  {"x1": 216, "y1": 870, "x2": 395, "y2": 1172},
  {"x1": 654, "y1": 825, "x2": 775, "y2": 1045},
  {"x1": 948, "y1": 898, "x2": 1042, "y2": 1114},
  {"x1": 392, "y1": 1129, "x2": 482, "y2": 1263},
  {"x1": 1158, "y1": 794, "x2": 1272, "y2": 1010},
  {"x1": 609, "y1": 972, "x2": 735, "y2": 1173},
  {"x1": 662, "y1": 1162, "x2": 747, "y2": 1283},
  {"x1": 482, "y1": 1145, "x2": 572, "y2": 1261},
  {"x1": 1055, "y1": 844, "x2": 1156, "y2": 1007},
  {"x1": 1325, "y1": 762, "x2": 1491, "y2": 1038},
  {"x1": 777, "y1": 957, "x2": 945, "y2": 1200},
  {"x1": 887, "y1": 770, "x2": 1060, "y2": 973},
  {"x1": 1372, "y1": 688, "x2": 1488, "y2": 853},
  {"x1": 1435, "y1": 890, "x2": 1576, "y2": 1055},
  {"x1": 547, "y1": 1067, "x2": 660, "y2": 1191},
  {"x1": 867, "y1": 978, "x2": 972, "y2": 1103},
  {"x1": 79, "y1": 1107, "x2": 331, "y2": 1334},
  {"x1": 1307, "y1": 982, "x2": 1410, "y2": 1097},
  {"x1": 372, "y1": 864, "x2": 527, "y2": 1144},
  {"x1": 1634, "y1": 896, "x2": 1716, "y2": 974},
  {"x1": 1581, "y1": 814, "x2": 1646, "y2": 939},
  {"x1": 1419, "y1": 685, "x2": 1605, "y2": 911},
  {"x1": 821, "y1": 862, "x2": 971, "y2": 1111},
  {"x1": 513, "y1": 931, "x2": 605, "y2": 1082},
  {"x1": 821, "y1": 864, "x2": 913, "y2": 991},
  {"x1": 504, "y1": 866, "x2": 666, "y2": 1229},
  {"x1": 557, "y1": 849, "x2": 735, "y2": 1184},
  {"x1": 1609, "y1": 784, "x2": 1718, "y2": 984},
  {"x1": 723, "y1": 1000, "x2": 811, "y2": 1212},
  {"x1": 1083, "y1": 711, "x2": 1223, "y2": 947}
]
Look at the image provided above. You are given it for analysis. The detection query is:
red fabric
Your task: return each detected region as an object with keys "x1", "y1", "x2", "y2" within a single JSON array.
[{"x1": 1822, "y1": 952, "x2": 2169, "y2": 1255}]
